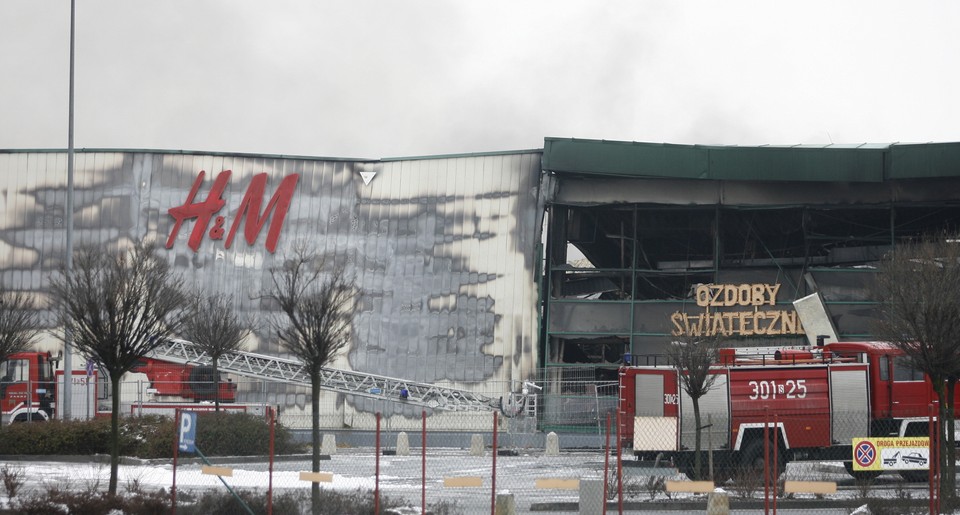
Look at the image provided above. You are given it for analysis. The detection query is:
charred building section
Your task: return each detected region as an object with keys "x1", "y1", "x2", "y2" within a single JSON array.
[
  {"x1": 0, "y1": 149, "x2": 543, "y2": 427},
  {"x1": 540, "y1": 139, "x2": 960, "y2": 428}
]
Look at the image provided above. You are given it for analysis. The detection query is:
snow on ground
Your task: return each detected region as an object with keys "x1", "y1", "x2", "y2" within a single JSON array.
[{"x1": 0, "y1": 452, "x2": 945, "y2": 514}]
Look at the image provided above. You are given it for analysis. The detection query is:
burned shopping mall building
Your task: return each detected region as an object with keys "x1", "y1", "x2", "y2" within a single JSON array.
[
  {"x1": 539, "y1": 139, "x2": 960, "y2": 428},
  {"x1": 3, "y1": 138, "x2": 960, "y2": 430}
]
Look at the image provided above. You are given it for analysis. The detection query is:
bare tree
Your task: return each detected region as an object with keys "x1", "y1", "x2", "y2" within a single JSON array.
[
  {"x1": 179, "y1": 292, "x2": 250, "y2": 412},
  {"x1": 666, "y1": 334, "x2": 724, "y2": 481},
  {"x1": 872, "y1": 232, "x2": 960, "y2": 500},
  {"x1": 0, "y1": 287, "x2": 41, "y2": 429},
  {"x1": 48, "y1": 239, "x2": 186, "y2": 495},
  {"x1": 266, "y1": 247, "x2": 356, "y2": 514},
  {"x1": 0, "y1": 288, "x2": 40, "y2": 368}
]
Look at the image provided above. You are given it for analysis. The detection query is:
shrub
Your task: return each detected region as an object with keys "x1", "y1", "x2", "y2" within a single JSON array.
[
  {"x1": 4, "y1": 485, "x2": 432, "y2": 515},
  {"x1": 175, "y1": 488, "x2": 412, "y2": 515},
  {"x1": 0, "y1": 464, "x2": 25, "y2": 499},
  {"x1": 0, "y1": 413, "x2": 303, "y2": 458}
]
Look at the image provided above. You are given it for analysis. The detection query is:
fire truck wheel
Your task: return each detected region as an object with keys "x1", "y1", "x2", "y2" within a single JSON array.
[
  {"x1": 739, "y1": 439, "x2": 785, "y2": 483},
  {"x1": 842, "y1": 461, "x2": 882, "y2": 481},
  {"x1": 674, "y1": 454, "x2": 707, "y2": 481},
  {"x1": 675, "y1": 460, "x2": 734, "y2": 485}
]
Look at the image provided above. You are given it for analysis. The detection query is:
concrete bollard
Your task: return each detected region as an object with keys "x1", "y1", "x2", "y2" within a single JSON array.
[
  {"x1": 706, "y1": 488, "x2": 730, "y2": 515},
  {"x1": 578, "y1": 478, "x2": 603, "y2": 515},
  {"x1": 494, "y1": 492, "x2": 516, "y2": 515},
  {"x1": 320, "y1": 434, "x2": 337, "y2": 456},
  {"x1": 470, "y1": 434, "x2": 485, "y2": 456},
  {"x1": 544, "y1": 431, "x2": 560, "y2": 456},
  {"x1": 396, "y1": 431, "x2": 410, "y2": 456}
]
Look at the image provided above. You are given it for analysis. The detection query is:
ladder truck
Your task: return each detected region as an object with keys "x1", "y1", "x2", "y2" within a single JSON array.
[
  {"x1": 619, "y1": 341, "x2": 957, "y2": 482},
  {"x1": 2, "y1": 338, "x2": 537, "y2": 423},
  {"x1": 148, "y1": 338, "x2": 537, "y2": 415}
]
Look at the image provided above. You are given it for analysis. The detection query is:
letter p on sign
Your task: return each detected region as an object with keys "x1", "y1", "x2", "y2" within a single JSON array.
[{"x1": 179, "y1": 411, "x2": 197, "y2": 453}]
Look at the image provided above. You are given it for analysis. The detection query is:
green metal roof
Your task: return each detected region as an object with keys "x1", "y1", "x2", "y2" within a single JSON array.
[{"x1": 542, "y1": 138, "x2": 960, "y2": 182}]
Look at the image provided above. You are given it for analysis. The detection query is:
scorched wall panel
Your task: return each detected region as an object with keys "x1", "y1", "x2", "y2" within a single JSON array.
[{"x1": 0, "y1": 149, "x2": 543, "y2": 419}]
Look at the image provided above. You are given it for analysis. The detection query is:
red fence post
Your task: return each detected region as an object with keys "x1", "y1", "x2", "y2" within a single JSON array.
[
  {"x1": 375, "y1": 412, "x2": 381, "y2": 515},
  {"x1": 772, "y1": 413, "x2": 778, "y2": 515},
  {"x1": 172, "y1": 408, "x2": 179, "y2": 515},
  {"x1": 491, "y1": 410, "x2": 498, "y2": 515},
  {"x1": 603, "y1": 413, "x2": 611, "y2": 515},
  {"x1": 422, "y1": 410, "x2": 427, "y2": 515},
  {"x1": 616, "y1": 407, "x2": 623, "y2": 514},
  {"x1": 268, "y1": 406, "x2": 275, "y2": 515},
  {"x1": 764, "y1": 407, "x2": 770, "y2": 515}
]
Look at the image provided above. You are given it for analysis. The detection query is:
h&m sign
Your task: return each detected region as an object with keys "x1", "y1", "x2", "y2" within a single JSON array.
[{"x1": 166, "y1": 170, "x2": 299, "y2": 253}]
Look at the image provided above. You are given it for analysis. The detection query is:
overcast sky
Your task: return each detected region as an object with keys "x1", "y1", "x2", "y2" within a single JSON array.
[{"x1": 2, "y1": 1, "x2": 958, "y2": 159}]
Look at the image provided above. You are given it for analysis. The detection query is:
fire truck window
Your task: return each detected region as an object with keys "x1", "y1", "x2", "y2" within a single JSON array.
[
  {"x1": 0, "y1": 359, "x2": 27, "y2": 382},
  {"x1": 878, "y1": 356, "x2": 889, "y2": 381},
  {"x1": 893, "y1": 357, "x2": 925, "y2": 382},
  {"x1": 37, "y1": 356, "x2": 53, "y2": 382}
]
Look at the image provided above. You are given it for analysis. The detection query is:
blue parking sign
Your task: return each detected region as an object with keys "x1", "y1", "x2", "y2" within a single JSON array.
[{"x1": 179, "y1": 411, "x2": 197, "y2": 453}]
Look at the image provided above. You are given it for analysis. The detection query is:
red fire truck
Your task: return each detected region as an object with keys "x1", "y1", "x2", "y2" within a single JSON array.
[
  {"x1": 619, "y1": 341, "x2": 952, "y2": 481},
  {"x1": 128, "y1": 357, "x2": 237, "y2": 403},
  {"x1": 0, "y1": 351, "x2": 56, "y2": 423},
  {"x1": 1, "y1": 352, "x2": 237, "y2": 424}
]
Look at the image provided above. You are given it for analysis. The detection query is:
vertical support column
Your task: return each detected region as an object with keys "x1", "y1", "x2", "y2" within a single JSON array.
[
  {"x1": 713, "y1": 204, "x2": 721, "y2": 282},
  {"x1": 491, "y1": 411, "x2": 499, "y2": 515}
]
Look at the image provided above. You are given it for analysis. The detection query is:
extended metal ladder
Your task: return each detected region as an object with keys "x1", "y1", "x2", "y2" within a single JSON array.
[{"x1": 148, "y1": 338, "x2": 531, "y2": 414}]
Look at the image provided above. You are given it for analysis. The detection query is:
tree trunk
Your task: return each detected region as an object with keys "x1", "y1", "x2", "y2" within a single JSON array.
[
  {"x1": 311, "y1": 368, "x2": 321, "y2": 515},
  {"x1": 693, "y1": 398, "x2": 702, "y2": 481},
  {"x1": 213, "y1": 359, "x2": 220, "y2": 413},
  {"x1": 109, "y1": 373, "x2": 121, "y2": 495},
  {"x1": 945, "y1": 379, "x2": 957, "y2": 505}
]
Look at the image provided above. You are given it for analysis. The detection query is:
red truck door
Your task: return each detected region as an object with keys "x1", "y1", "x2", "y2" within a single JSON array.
[
  {"x1": 1, "y1": 357, "x2": 29, "y2": 420},
  {"x1": 830, "y1": 365, "x2": 870, "y2": 443},
  {"x1": 889, "y1": 355, "x2": 933, "y2": 418}
]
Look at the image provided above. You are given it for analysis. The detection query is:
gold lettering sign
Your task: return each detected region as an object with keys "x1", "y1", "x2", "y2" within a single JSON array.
[{"x1": 671, "y1": 283, "x2": 805, "y2": 337}]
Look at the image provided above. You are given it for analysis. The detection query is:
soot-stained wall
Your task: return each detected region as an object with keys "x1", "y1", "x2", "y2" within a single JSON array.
[{"x1": 0, "y1": 149, "x2": 544, "y2": 418}]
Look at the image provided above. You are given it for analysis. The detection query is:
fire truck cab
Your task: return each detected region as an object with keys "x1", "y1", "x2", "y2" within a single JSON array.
[{"x1": 0, "y1": 351, "x2": 55, "y2": 424}]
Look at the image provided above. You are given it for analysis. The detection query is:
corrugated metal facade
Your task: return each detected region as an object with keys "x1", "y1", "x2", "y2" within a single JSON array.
[{"x1": 0, "y1": 149, "x2": 544, "y2": 420}]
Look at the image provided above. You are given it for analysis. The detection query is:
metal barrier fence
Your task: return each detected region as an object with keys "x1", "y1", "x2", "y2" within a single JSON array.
[
  {"x1": 167, "y1": 409, "x2": 620, "y2": 514},
  {"x1": 0, "y1": 413, "x2": 950, "y2": 514},
  {"x1": 0, "y1": 375, "x2": 952, "y2": 513}
]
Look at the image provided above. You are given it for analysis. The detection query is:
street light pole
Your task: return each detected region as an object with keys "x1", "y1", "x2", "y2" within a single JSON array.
[{"x1": 63, "y1": 0, "x2": 76, "y2": 420}]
